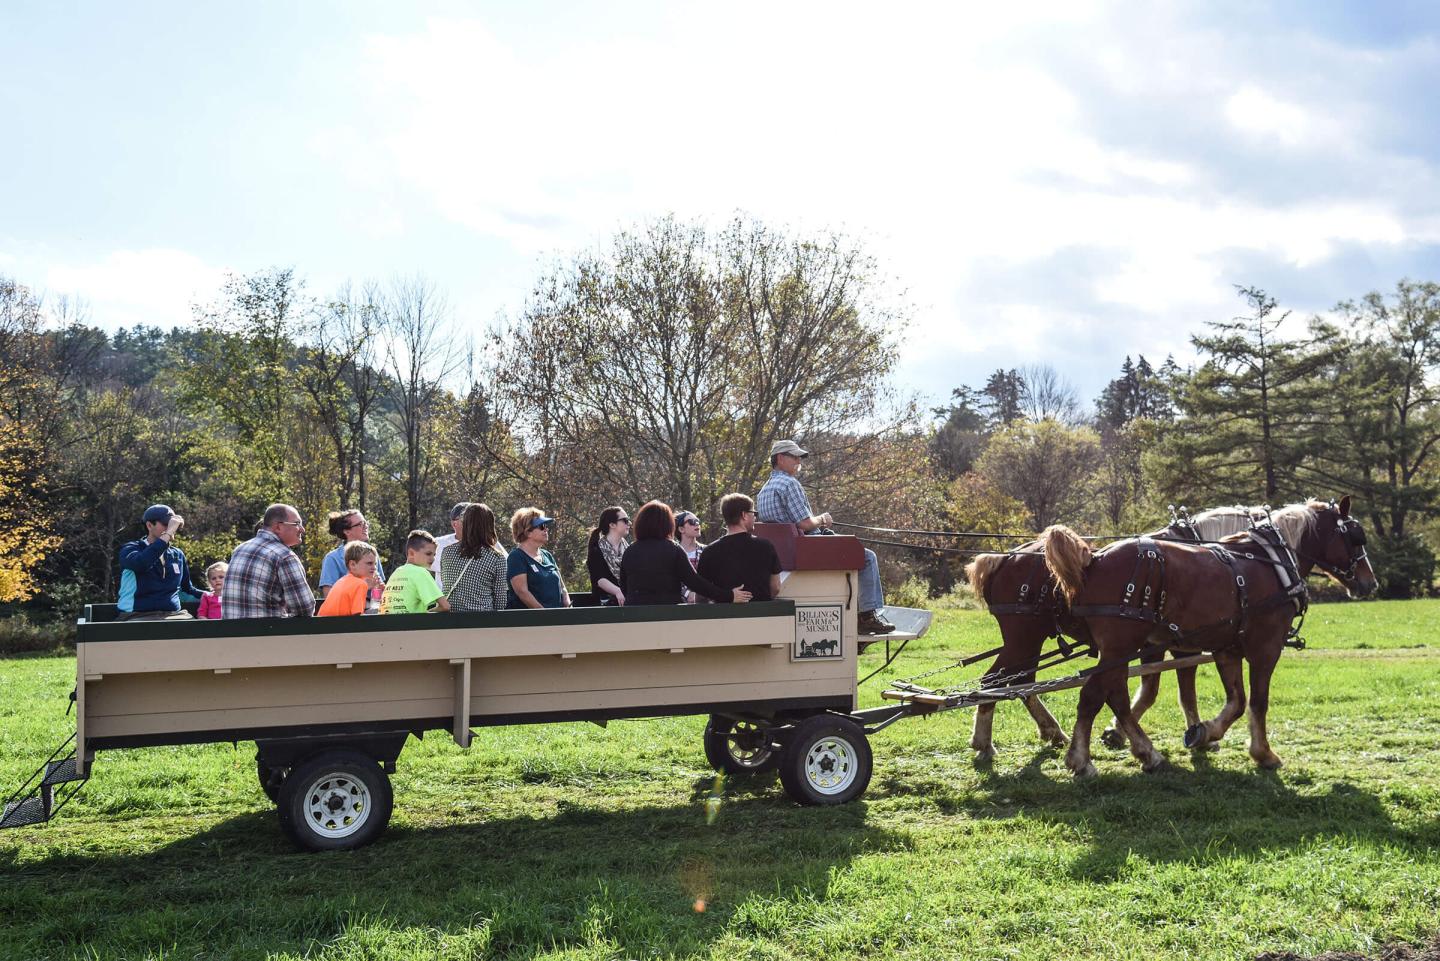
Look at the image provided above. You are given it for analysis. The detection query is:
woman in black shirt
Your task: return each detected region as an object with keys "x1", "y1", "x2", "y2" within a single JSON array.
[
  {"x1": 585, "y1": 505, "x2": 630, "y2": 605},
  {"x1": 621, "y1": 500, "x2": 751, "y2": 606}
]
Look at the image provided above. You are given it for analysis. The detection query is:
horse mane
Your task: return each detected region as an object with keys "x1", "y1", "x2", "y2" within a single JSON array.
[
  {"x1": 966, "y1": 538, "x2": 1043, "y2": 598},
  {"x1": 1190, "y1": 505, "x2": 1265, "y2": 540},
  {"x1": 1267, "y1": 500, "x2": 1325, "y2": 548},
  {"x1": 966, "y1": 555, "x2": 1003, "y2": 598},
  {"x1": 1041, "y1": 525, "x2": 1092, "y2": 603}
]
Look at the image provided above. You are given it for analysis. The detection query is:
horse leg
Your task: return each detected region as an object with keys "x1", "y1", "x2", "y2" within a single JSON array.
[
  {"x1": 1175, "y1": 662, "x2": 1201, "y2": 731},
  {"x1": 1184, "y1": 651, "x2": 1245, "y2": 749},
  {"x1": 970, "y1": 703, "x2": 997, "y2": 759},
  {"x1": 1022, "y1": 695, "x2": 1068, "y2": 747},
  {"x1": 1065, "y1": 673, "x2": 1113, "y2": 778},
  {"x1": 1105, "y1": 681, "x2": 1167, "y2": 773},
  {"x1": 1103, "y1": 668, "x2": 1160, "y2": 750},
  {"x1": 1246, "y1": 645, "x2": 1285, "y2": 769},
  {"x1": 971, "y1": 620, "x2": 1050, "y2": 757}
]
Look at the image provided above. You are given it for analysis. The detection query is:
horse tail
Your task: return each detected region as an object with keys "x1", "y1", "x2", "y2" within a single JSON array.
[
  {"x1": 966, "y1": 553, "x2": 1005, "y2": 599},
  {"x1": 1042, "y1": 525, "x2": 1092, "y2": 603}
]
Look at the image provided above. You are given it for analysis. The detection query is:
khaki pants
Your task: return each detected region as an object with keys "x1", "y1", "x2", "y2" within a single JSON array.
[{"x1": 115, "y1": 610, "x2": 194, "y2": 622}]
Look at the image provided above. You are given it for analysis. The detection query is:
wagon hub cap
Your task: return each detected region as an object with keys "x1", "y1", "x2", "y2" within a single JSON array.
[
  {"x1": 804, "y1": 736, "x2": 858, "y2": 795},
  {"x1": 304, "y1": 774, "x2": 371, "y2": 838},
  {"x1": 728, "y1": 722, "x2": 773, "y2": 768}
]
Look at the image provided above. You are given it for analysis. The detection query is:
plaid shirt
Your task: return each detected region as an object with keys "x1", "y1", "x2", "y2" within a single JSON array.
[
  {"x1": 756, "y1": 469, "x2": 814, "y2": 525},
  {"x1": 222, "y1": 528, "x2": 315, "y2": 619}
]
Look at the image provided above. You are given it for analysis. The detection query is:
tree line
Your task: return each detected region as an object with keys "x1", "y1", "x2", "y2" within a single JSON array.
[{"x1": 2, "y1": 217, "x2": 1438, "y2": 636}]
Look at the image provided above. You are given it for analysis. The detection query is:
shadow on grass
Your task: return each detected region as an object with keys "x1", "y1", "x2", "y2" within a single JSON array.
[
  {"x1": 876, "y1": 750, "x2": 1437, "y2": 882},
  {"x1": 0, "y1": 785, "x2": 901, "y2": 960}
]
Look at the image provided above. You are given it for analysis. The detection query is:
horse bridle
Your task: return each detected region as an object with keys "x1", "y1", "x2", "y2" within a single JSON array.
[{"x1": 1292, "y1": 511, "x2": 1370, "y2": 585}]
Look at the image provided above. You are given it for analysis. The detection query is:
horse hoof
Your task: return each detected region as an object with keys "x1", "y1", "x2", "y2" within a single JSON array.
[
  {"x1": 1253, "y1": 754, "x2": 1283, "y2": 770},
  {"x1": 972, "y1": 746, "x2": 996, "y2": 762},
  {"x1": 1045, "y1": 733, "x2": 1069, "y2": 749},
  {"x1": 1100, "y1": 729, "x2": 1126, "y2": 750},
  {"x1": 1071, "y1": 761, "x2": 1098, "y2": 780},
  {"x1": 1183, "y1": 723, "x2": 1209, "y2": 750},
  {"x1": 1142, "y1": 752, "x2": 1168, "y2": 773}
]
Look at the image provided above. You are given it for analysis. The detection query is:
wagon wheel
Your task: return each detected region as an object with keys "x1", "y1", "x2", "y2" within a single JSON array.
[
  {"x1": 703, "y1": 716, "x2": 779, "y2": 775},
  {"x1": 778, "y1": 714, "x2": 873, "y2": 806},
  {"x1": 276, "y1": 750, "x2": 393, "y2": 852},
  {"x1": 256, "y1": 754, "x2": 288, "y2": 805}
]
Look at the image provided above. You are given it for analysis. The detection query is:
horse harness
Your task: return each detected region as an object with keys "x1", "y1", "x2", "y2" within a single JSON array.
[{"x1": 1068, "y1": 524, "x2": 1310, "y2": 655}]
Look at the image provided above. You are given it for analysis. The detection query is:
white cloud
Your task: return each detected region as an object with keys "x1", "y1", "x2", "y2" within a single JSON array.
[
  {"x1": 309, "y1": 4, "x2": 1440, "y2": 400},
  {"x1": 1224, "y1": 84, "x2": 1317, "y2": 147},
  {"x1": 45, "y1": 249, "x2": 229, "y2": 330}
]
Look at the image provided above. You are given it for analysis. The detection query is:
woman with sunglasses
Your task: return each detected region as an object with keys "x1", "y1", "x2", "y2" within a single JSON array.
[
  {"x1": 585, "y1": 505, "x2": 630, "y2": 605},
  {"x1": 319, "y1": 509, "x2": 386, "y2": 599},
  {"x1": 507, "y1": 507, "x2": 572, "y2": 609},
  {"x1": 673, "y1": 510, "x2": 706, "y2": 603}
]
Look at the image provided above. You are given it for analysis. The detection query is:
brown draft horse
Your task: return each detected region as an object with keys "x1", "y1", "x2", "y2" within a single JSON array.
[
  {"x1": 1042, "y1": 497, "x2": 1377, "y2": 777},
  {"x1": 965, "y1": 505, "x2": 1266, "y2": 758}
]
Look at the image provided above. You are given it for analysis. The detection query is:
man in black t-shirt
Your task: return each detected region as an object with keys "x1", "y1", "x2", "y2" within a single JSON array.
[{"x1": 697, "y1": 493, "x2": 783, "y2": 601}]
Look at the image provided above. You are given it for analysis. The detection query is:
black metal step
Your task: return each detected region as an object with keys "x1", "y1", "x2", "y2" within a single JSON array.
[
  {"x1": 1, "y1": 796, "x2": 48, "y2": 829},
  {"x1": 42, "y1": 758, "x2": 81, "y2": 785}
]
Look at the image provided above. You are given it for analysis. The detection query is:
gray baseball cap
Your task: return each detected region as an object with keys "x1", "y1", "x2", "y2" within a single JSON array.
[{"x1": 769, "y1": 439, "x2": 809, "y2": 458}]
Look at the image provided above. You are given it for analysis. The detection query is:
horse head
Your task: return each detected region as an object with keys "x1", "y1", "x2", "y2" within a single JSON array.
[{"x1": 1293, "y1": 496, "x2": 1378, "y2": 597}]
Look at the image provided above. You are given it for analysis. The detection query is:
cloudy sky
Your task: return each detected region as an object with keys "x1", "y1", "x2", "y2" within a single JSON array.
[{"x1": 3, "y1": 1, "x2": 1438, "y2": 409}]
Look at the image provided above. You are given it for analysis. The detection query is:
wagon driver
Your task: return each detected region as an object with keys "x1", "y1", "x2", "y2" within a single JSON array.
[{"x1": 756, "y1": 439, "x2": 894, "y2": 635}]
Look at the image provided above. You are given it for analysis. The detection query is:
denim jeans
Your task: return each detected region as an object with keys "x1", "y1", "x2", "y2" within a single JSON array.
[{"x1": 860, "y1": 547, "x2": 885, "y2": 613}]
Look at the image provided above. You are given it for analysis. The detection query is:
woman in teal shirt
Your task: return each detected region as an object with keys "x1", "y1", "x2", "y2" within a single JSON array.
[{"x1": 506, "y1": 507, "x2": 572, "y2": 609}]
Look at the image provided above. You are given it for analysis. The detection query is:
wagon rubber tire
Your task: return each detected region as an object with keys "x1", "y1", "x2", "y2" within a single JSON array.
[
  {"x1": 256, "y1": 755, "x2": 288, "y2": 805},
  {"x1": 276, "y1": 750, "x2": 393, "y2": 852},
  {"x1": 703, "y1": 716, "x2": 779, "y2": 775},
  {"x1": 778, "y1": 715, "x2": 873, "y2": 806}
]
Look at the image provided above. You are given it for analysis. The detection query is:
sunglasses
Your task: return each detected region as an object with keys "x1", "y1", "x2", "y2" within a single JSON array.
[
  {"x1": 278, "y1": 520, "x2": 305, "y2": 531},
  {"x1": 616, "y1": 517, "x2": 631, "y2": 524}
]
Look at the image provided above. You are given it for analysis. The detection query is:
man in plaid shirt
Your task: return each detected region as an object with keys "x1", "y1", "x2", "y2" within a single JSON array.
[
  {"x1": 222, "y1": 504, "x2": 316, "y2": 619},
  {"x1": 757, "y1": 439, "x2": 894, "y2": 635}
]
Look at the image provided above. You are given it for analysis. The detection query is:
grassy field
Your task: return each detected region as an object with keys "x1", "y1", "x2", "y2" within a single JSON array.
[{"x1": 1, "y1": 601, "x2": 1437, "y2": 961}]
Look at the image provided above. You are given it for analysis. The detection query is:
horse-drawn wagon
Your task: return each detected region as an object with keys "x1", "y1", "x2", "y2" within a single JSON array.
[{"x1": 2, "y1": 529, "x2": 933, "y2": 851}]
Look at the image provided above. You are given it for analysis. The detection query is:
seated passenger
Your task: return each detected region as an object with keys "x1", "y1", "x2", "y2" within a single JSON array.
[
  {"x1": 441, "y1": 503, "x2": 509, "y2": 613},
  {"x1": 673, "y1": 510, "x2": 706, "y2": 603},
  {"x1": 380, "y1": 530, "x2": 451, "y2": 614},
  {"x1": 196, "y1": 562, "x2": 226, "y2": 619},
  {"x1": 507, "y1": 508, "x2": 572, "y2": 609},
  {"x1": 697, "y1": 493, "x2": 783, "y2": 601},
  {"x1": 620, "y1": 500, "x2": 751, "y2": 606},
  {"x1": 223, "y1": 504, "x2": 315, "y2": 619},
  {"x1": 318, "y1": 542, "x2": 382, "y2": 616},
  {"x1": 117, "y1": 504, "x2": 209, "y2": 621},
  {"x1": 319, "y1": 510, "x2": 386, "y2": 599},
  {"x1": 585, "y1": 505, "x2": 630, "y2": 605},
  {"x1": 432, "y1": 501, "x2": 471, "y2": 590}
]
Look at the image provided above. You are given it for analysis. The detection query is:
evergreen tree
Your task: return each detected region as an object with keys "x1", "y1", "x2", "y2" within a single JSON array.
[
  {"x1": 1154, "y1": 286, "x2": 1338, "y2": 504},
  {"x1": 980, "y1": 368, "x2": 1025, "y2": 428}
]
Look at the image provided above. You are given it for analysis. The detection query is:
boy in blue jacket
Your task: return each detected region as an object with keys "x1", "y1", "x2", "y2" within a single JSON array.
[{"x1": 117, "y1": 504, "x2": 209, "y2": 620}]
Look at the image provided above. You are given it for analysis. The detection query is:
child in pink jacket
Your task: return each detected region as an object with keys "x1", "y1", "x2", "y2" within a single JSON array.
[{"x1": 197, "y1": 562, "x2": 226, "y2": 619}]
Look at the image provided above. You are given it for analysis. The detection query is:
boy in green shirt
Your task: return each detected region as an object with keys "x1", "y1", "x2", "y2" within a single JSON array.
[{"x1": 380, "y1": 530, "x2": 452, "y2": 614}]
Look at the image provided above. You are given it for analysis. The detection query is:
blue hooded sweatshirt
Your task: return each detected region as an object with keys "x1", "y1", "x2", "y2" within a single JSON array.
[{"x1": 117, "y1": 537, "x2": 202, "y2": 613}]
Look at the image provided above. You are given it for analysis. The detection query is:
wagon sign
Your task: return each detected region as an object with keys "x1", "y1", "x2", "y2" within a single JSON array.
[{"x1": 793, "y1": 603, "x2": 843, "y2": 661}]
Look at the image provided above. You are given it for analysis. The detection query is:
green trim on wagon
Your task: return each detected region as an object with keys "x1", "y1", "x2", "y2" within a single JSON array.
[{"x1": 76, "y1": 599, "x2": 799, "y2": 643}]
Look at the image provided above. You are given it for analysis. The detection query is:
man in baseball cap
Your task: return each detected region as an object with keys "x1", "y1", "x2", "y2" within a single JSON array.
[
  {"x1": 116, "y1": 504, "x2": 208, "y2": 620},
  {"x1": 756, "y1": 439, "x2": 894, "y2": 634},
  {"x1": 432, "y1": 501, "x2": 473, "y2": 589}
]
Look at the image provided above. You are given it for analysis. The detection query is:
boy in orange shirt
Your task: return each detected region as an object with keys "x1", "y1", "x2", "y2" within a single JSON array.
[{"x1": 317, "y1": 542, "x2": 382, "y2": 616}]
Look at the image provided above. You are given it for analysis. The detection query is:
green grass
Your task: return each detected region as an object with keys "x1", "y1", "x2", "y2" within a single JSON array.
[{"x1": 2, "y1": 601, "x2": 1438, "y2": 961}]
